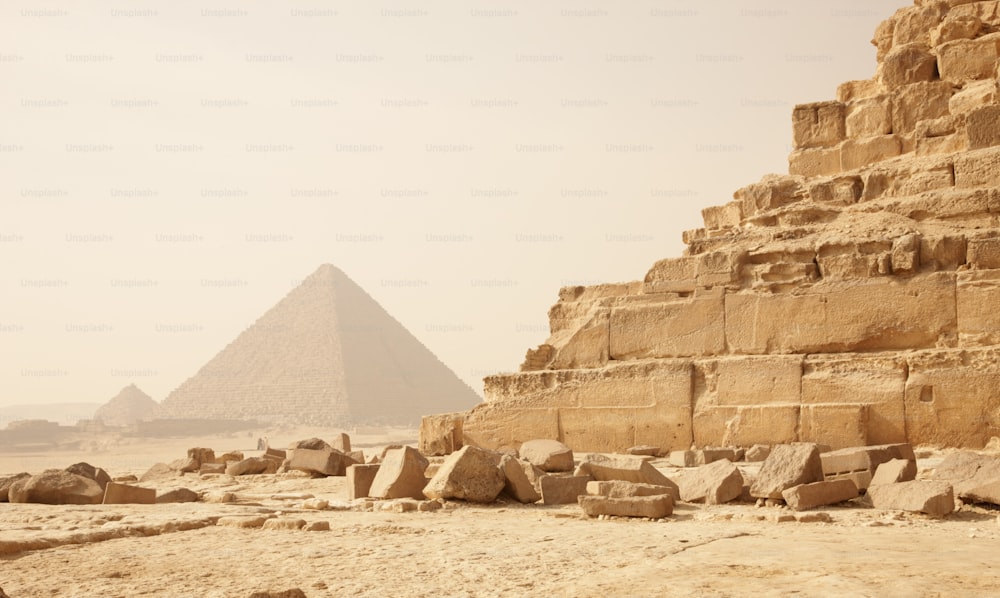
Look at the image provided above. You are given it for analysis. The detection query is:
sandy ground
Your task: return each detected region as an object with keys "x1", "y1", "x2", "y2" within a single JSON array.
[{"x1": 3, "y1": 432, "x2": 1000, "y2": 598}]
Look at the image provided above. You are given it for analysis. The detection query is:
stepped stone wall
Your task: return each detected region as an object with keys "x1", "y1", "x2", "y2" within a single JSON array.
[
  {"x1": 460, "y1": 0, "x2": 1000, "y2": 452},
  {"x1": 155, "y1": 264, "x2": 480, "y2": 427}
]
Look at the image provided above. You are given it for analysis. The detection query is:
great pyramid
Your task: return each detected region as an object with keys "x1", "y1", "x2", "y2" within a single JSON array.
[
  {"x1": 94, "y1": 384, "x2": 157, "y2": 427},
  {"x1": 443, "y1": 1, "x2": 1000, "y2": 453},
  {"x1": 155, "y1": 264, "x2": 480, "y2": 426}
]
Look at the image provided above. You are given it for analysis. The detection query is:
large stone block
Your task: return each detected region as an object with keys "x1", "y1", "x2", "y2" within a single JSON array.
[
  {"x1": 586, "y1": 480, "x2": 675, "y2": 499},
  {"x1": 845, "y1": 96, "x2": 892, "y2": 138},
  {"x1": 891, "y1": 4, "x2": 948, "y2": 47},
  {"x1": 905, "y1": 348, "x2": 1000, "y2": 447},
  {"x1": 368, "y1": 447, "x2": 429, "y2": 500},
  {"x1": 518, "y1": 439, "x2": 574, "y2": 472},
  {"x1": 958, "y1": 269, "x2": 1000, "y2": 346},
  {"x1": 860, "y1": 158, "x2": 955, "y2": 201},
  {"x1": 103, "y1": 482, "x2": 156, "y2": 505},
  {"x1": 931, "y1": 13, "x2": 983, "y2": 47},
  {"x1": 500, "y1": 455, "x2": 541, "y2": 503},
  {"x1": 692, "y1": 405, "x2": 799, "y2": 448},
  {"x1": 781, "y1": 479, "x2": 859, "y2": 511},
  {"x1": 966, "y1": 104, "x2": 1000, "y2": 150},
  {"x1": 673, "y1": 459, "x2": 744, "y2": 505},
  {"x1": 702, "y1": 202, "x2": 742, "y2": 231},
  {"x1": 419, "y1": 413, "x2": 464, "y2": 456},
  {"x1": 750, "y1": 444, "x2": 824, "y2": 500},
  {"x1": 808, "y1": 175, "x2": 864, "y2": 206},
  {"x1": 548, "y1": 306, "x2": 610, "y2": 370},
  {"x1": 798, "y1": 404, "x2": 868, "y2": 450},
  {"x1": 870, "y1": 459, "x2": 918, "y2": 486},
  {"x1": 801, "y1": 354, "x2": 907, "y2": 445},
  {"x1": 938, "y1": 33, "x2": 1000, "y2": 83},
  {"x1": 879, "y1": 43, "x2": 938, "y2": 90},
  {"x1": 463, "y1": 402, "x2": 560, "y2": 452},
  {"x1": 578, "y1": 494, "x2": 674, "y2": 518},
  {"x1": 792, "y1": 101, "x2": 846, "y2": 149},
  {"x1": 539, "y1": 475, "x2": 590, "y2": 505},
  {"x1": 346, "y1": 464, "x2": 380, "y2": 500},
  {"x1": 578, "y1": 454, "x2": 676, "y2": 491},
  {"x1": 890, "y1": 81, "x2": 955, "y2": 137},
  {"x1": 955, "y1": 146, "x2": 1000, "y2": 188},
  {"x1": 609, "y1": 289, "x2": 725, "y2": 360},
  {"x1": 287, "y1": 448, "x2": 352, "y2": 477},
  {"x1": 725, "y1": 274, "x2": 958, "y2": 355},
  {"x1": 867, "y1": 480, "x2": 955, "y2": 516},
  {"x1": 7, "y1": 471, "x2": 103, "y2": 505},
  {"x1": 423, "y1": 446, "x2": 504, "y2": 503},
  {"x1": 735, "y1": 175, "x2": 807, "y2": 217},
  {"x1": 949, "y1": 79, "x2": 1000, "y2": 115},
  {"x1": 789, "y1": 147, "x2": 841, "y2": 177},
  {"x1": 840, "y1": 135, "x2": 901, "y2": 171},
  {"x1": 711, "y1": 356, "x2": 802, "y2": 406}
]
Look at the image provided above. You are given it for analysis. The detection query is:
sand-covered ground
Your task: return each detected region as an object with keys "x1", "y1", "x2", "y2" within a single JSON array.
[{"x1": 3, "y1": 431, "x2": 1000, "y2": 598}]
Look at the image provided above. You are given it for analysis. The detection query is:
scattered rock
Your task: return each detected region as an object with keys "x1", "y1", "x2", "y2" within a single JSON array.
[
  {"x1": 674, "y1": 459, "x2": 744, "y2": 505},
  {"x1": 65, "y1": 462, "x2": 112, "y2": 490},
  {"x1": 347, "y1": 464, "x2": 381, "y2": 500},
  {"x1": 103, "y1": 482, "x2": 156, "y2": 505},
  {"x1": 518, "y1": 439, "x2": 574, "y2": 472},
  {"x1": 579, "y1": 454, "x2": 679, "y2": 497},
  {"x1": 290, "y1": 438, "x2": 332, "y2": 451},
  {"x1": 750, "y1": 444, "x2": 824, "y2": 499},
  {"x1": 930, "y1": 451, "x2": 1000, "y2": 495},
  {"x1": 782, "y1": 479, "x2": 859, "y2": 511},
  {"x1": 187, "y1": 447, "x2": 216, "y2": 466},
  {"x1": 424, "y1": 446, "x2": 505, "y2": 503},
  {"x1": 331, "y1": 432, "x2": 351, "y2": 453},
  {"x1": 539, "y1": 475, "x2": 591, "y2": 505},
  {"x1": 0, "y1": 473, "x2": 29, "y2": 502},
  {"x1": 586, "y1": 480, "x2": 674, "y2": 499},
  {"x1": 870, "y1": 459, "x2": 918, "y2": 486},
  {"x1": 302, "y1": 498, "x2": 329, "y2": 510},
  {"x1": 959, "y1": 479, "x2": 1000, "y2": 506},
  {"x1": 745, "y1": 445, "x2": 771, "y2": 462},
  {"x1": 226, "y1": 457, "x2": 269, "y2": 477},
  {"x1": 262, "y1": 518, "x2": 306, "y2": 531},
  {"x1": 156, "y1": 487, "x2": 199, "y2": 503},
  {"x1": 368, "y1": 447, "x2": 429, "y2": 500},
  {"x1": 867, "y1": 480, "x2": 955, "y2": 517},
  {"x1": 287, "y1": 448, "x2": 354, "y2": 477},
  {"x1": 199, "y1": 463, "x2": 226, "y2": 475},
  {"x1": 625, "y1": 445, "x2": 660, "y2": 456},
  {"x1": 500, "y1": 454, "x2": 541, "y2": 504},
  {"x1": 8, "y1": 470, "x2": 103, "y2": 505},
  {"x1": 304, "y1": 521, "x2": 330, "y2": 531},
  {"x1": 217, "y1": 516, "x2": 269, "y2": 529},
  {"x1": 579, "y1": 494, "x2": 674, "y2": 518}
]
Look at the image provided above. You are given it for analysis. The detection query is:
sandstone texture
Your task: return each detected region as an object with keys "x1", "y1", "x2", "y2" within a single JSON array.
[
  {"x1": 423, "y1": 446, "x2": 505, "y2": 503},
  {"x1": 751, "y1": 444, "x2": 824, "y2": 500},
  {"x1": 368, "y1": 447, "x2": 429, "y2": 500},
  {"x1": 8, "y1": 470, "x2": 103, "y2": 505},
  {"x1": 782, "y1": 479, "x2": 859, "y2": 511},
  {"x1": 578, "y1": 494, "x2": 674, "y2": 519},
  {"x1": 427, "y1": 3, "x2": 1000, "y2": 454},
  {"x1": 673, "y1": 459, "x2": 744, "y2": 505},
  {"x1": 868, "y1": 480, "x2": 956, "y2": 516},
  {"x1": 518, "y1": 439, "x2": 574, "y2": 472}
]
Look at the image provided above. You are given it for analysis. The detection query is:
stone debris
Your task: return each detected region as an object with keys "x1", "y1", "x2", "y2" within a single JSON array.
[
  {"x1": 287, "y1": 448, "x2": 355, "y2": 477},
  {"x1": 65, "y1": 462, "x2": 112, "y2": 490},
  {"x1": 290, "y1": 437, "x2": 332, "y2": 451},
  {"x1": 8, "y1": 470, "x2": 103, "y2": 505},
  {"x1": 247, "y1": 589, "x2": 307, "y2": 598},
  {"x1": 518, "y1": 439, "x2": 574, "y2": 472},
  {"x1": 867, "y1": 480, "x2": 956, "y2": 517},
  {"x1": 578, "y1": 494, "x2": 674, "y2": 519},
  {"x1": 782, "y1": 479, "x2": 859, "y2": 511},
  {"x1": 870, "y1": 459, "x2": 918, "y2": 486},
  {"x1": 332, "y1": 432, "x2": 351, "y2": 453},
  {"x1": 102, "y1": 482, "x2": 156, "y2": 505},
  {"x1": 156, "y1": 487, "x2": 199, "y2": 503},
  {"x1": 423, "y1": 446, "x2": 505, "y2": 503},
  {"x1": 304, "y1": 521, "x2": 330, "y2": 531},
  {"x1": 419, "y1": 413, "x2": 464, "y2": 456},
  {"x1": 821, "y1": 444, "x2": 916, "y2": 490},
  {"x1": 0, "y1": 473, "x2": 29, "y2": 502},
  {"x1": 586, "y1": 480, "x2": 675, "y2": 500},
  {"x1": 500, "y1": 454, "x2": 541, "y2": 504},
  {"x1": 625, "y1": 445, "x2": 660, "y2": 457},
  {"x1": 539, "y1": 475, "x2": 592, "y2": 506},
  {"x1": 261, "y1": 518, "x2": 306, "y2": 531},
  {"x1": 959, "y1": 479, "x2": 1000, "y2": 506},
  {"x1": 578, "y1": 454, "x2": 678, "y2": 496},
  {"x1": 929, "y1": 451, "x2": 1000, "y2": 495},
  {"x1": 217, "y1": 516, "x2": 270, "y2": 529},
  {"x1": 368, "y1": 447, "x2": 429, "y2": 500},
  {"x1": 673, "y1": 459, "x2": 744, "y2": 505},
  {"x1": 745, "y1": 445, "x2": 771, "y2": 463},
  {"x1": 346, "y1": 464, "x2": 381, "y2": 500},
  {"x1": 751, "y1": 444, "x2": 824, "y2": 500},
  {"x1": 226, "y1": 458, "x2": 269, "y2": 477}
]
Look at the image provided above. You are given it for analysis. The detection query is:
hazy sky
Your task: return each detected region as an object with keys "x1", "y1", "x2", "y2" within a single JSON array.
[{"x1": 1, "y1": 0, "x2": 906, "y2": 409}]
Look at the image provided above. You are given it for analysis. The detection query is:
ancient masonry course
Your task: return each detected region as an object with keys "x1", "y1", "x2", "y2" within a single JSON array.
[{"x1": 434, "y1": 1, "x2": 1000, "y2": 453}]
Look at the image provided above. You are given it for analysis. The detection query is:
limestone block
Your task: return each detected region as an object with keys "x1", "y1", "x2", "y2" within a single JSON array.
[
  {"x1": 916, "y1": 132, "x2": 968, "y2": 157},
  {"x1": 7, "y1": 471, "x2": 103, "y2": 505},
  {"x1": 626, "y1": 446, "x2": 660, "y2": 457},
  {"x1": 861, "y1": 158, "x2": 955, "y2": 201},
  {"x1": 958, "y1": 269, "x2": 1000, "y2": 346},
  {"x1": 419, "y1": 413, "x2": 464, "y2": 456},
  {"x1": 462, "y1": 403, "x2": 560, "y2": 452},
  {"x1": 186, "y1": 448, "x2": 215, "y2": 468},
  {"x1": 930, "y1": 451, "x2": 1000, "y2": 495},
  {"x1": 905, "y1": 349, "x2": 1000, "y2": 447},
  {"x1": 609, "y1": 289, "x2": 725, "y2": 360},
  {"x1": 750, "y1": 444, "x2": 824, "y2": 500},
  {"x1": 586, "y1": 480, "x2": 675, "y2": 499},
  {"x1": 0, "y1": 473, "x2": 29, "y2": 502},
  {"x1": 949, "y1": 79, "x2": 1000, "y2": 115},
  {"x1": 840, "y1": 136, "x2": 902, "y2": 171},
  {"x1": 578, "y1": 494, "x2": 674, "y2": 518},
  {"x1": 702, "y1": 202, "x2": 742, "y2": 231},
  {"x1": 837, "y1": 79, "x2": 884, "y2": 103},
  {"x1": 872, "y1": 17, "x2": 895, "y2": 62},
  {"x1": 669, "y1": 450, "x2": 700, "y2": 468},
  {"x1": 845, "y1": 96, "x2": 892, "y2": 138},
  {"x1": 921, "y1": 235, "x2": 968, "y2": 271},
  {"x1": 262, "y1": 518, "x2": 306, "y2": 531},
  {"x1": 519, "y1": 439, "x2": 574, "y2": 472},
  {"x1": 938, "y1": 33, "x2": 1000, "y2": 83},
  {"x1": 217, "y1": 516, "x2": 268, "y2": 529},
  {"x1": 423, "y1": 445, "x2": 505, "y2": 503},
  {"x1": 673, "y1": 459, "x2": 743, "y2": 505},
  {"x1": 792, "y1": 101, "x2": 846, "y2": 149},
  {"x1": 102, "y1": 482, "x2": 156, "y2": 505},
  {"x1": 65, "y1": 463, "x2": 112, "y2": 491},
  {"x1": 539, "y1": 475, "x2": 590, "y2": 505},
  {"x1": 727, "y1": 274, "x2": 957, "y2": 355},
  {"x1": 692, "y1": 405, "x2": 799, "y2": 448},
  {"x1": 891, "y1": 3, "x2": 948, "y2": 47},
  {"x1": 156, "y1": 487, "x2": 199, "y2": 503},
  {"x1": 931, "y1": 14, "x2": 983, "y2": 46},
  {"x1": 745, "y1": 445, "x2": 770, "y2": 462},
  {"x1": 736, "y1": 175, "x2": 809, "y2": 216},
  {"x1": 712, "y1": 355, "x2": 802, "y2": 407},
  {"x1": 890, "y1": 81, "x2": 955, "y2": 137},
  {"x1": 870, "y1": 459, "x2": 918, "y2": 486},
  {"x1": 643, "y1": 257, "x2": 697, "y2": 294},
  {"x1": 578, "y1": 454, "x2": 676, "y2": 491},
  {"x1": 226, "y1": 457, "x2": 269, "y2": 477},
  {"x1": 287, "y1": 449, "x2": 352, "y2": 477},
  {"x1": 789, "y1": 147, "x2": 841, "y2": 177},
  {"x1": 867, "y1": 480, "x2": 955, "y2": 516},
  {"x1": 955, "y1": 146, "x2": 1000, "y2": 187},
  {"x1": 199, "y1": 463, "x2": 225, "y2": 474},
  {"x1": 799, "y1": 404, "x2": 868, "y2": 450},
  {"x1": 967, "y1": 104, "x2": 1000, "y2": 150},
  {"x1": 801, "y1": 354, "x2": 907, "y2": 445},
  {"x1": 879, "y1": 43, "x2": 938, "y2": 89},
  {"x1": 696, "y1": 251, "x2": 745, "y2": 288},
  {"x1": 782, "y1": 479, "x2": 859, "y2": 511},
  {"x1": 369, "y1": 447, "x2": 428, "y2": 500},
  {"x1": 808, "y1": 175, "x2": 863, "y2": 206},
  {"x1": 962, "y1": 479, "x2": 1000, "y2": 506},
  {"x1": 347, "y1": 464, "x2": 380, "y2": 500},
  {"x1": 548, "y1": 306, "x2": 610, "y2": 370},
  {"x1": 500, "y1": 454, "x2": 541, "y2": 503},
  {"x1": 331, "y1": 433, "x2": 351, "y2": 454}
]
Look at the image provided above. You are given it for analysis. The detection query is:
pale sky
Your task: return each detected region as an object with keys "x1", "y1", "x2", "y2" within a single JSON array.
[{"x1": 0, "y1": 0, "x2": 906, "y2": 409}]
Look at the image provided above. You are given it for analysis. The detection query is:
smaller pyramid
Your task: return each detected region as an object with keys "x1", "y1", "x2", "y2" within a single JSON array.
[{"x1": 94, "y1": 384, "x2": 158, "y2": 427}]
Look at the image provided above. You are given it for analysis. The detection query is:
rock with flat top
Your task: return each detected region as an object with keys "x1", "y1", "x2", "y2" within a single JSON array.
[
  {"x1": 518, "y1": 439, "x2": 574, "y2": 472},
  {"x1": 674, "y1": 459, "x2": 744, "y2": 504},
  {"x1": 579, "y1": 494, "x2": 674, "y2": 518},
  {"x1": 368, "y1": 447, "x2": 428, "y2": 500},
  {"x1": 8, "y1": 470, "x2": 103, "y2": 505},
  {"x1": 751, "y1": 444, "x2": 824, "y2": 499},
  {"x1": 870, "y1": 459, "x2": 918, "y2": 486},
  {"x1": 868, "y1": 480, "x2": 955, "y2": 516},
  {"x1": 782, "y1": 479, "x2": 859, "y2": 511},
  {"x1": 500, "y1": 454, "x2": 541, "y2": 503},
  {"x1": 423, "y1": 445, "x2": 505, "y2": 503},
  {"x1": 586, "y1": 480, "x2": 675, "y2": 499}
]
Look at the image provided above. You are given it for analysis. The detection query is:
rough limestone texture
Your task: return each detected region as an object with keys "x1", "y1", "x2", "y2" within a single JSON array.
[
  {"x1": 8, "y1": 471, "x2": 103, "y2": 505},
  {"x1": 781, "y1": 479, "x2": 859, "y2": 511},
  {"x1": 751, "y1": 444, "x2": 824, "y2": 500},
  {"x1": 346, "y1": 464, "x2": 381, "y2": 500},
  {"x1": 586, "y1": 480, "x2": 676, "y2": 500},
  {"x1": 156, "y1": 264, "x2": 480, "y2": 427},
  {"x1": 673, "y1": 459, "x2": 744, "y2": 505},
  {"x1": 368, "y1": 447, "x2": 429, "y2": 500},
  {"x1": 500, "y1": 454, "x2": 541, "y2": 504},
  {"x1": 578, "y1": 454, "x2": 676, "y2": 489},
  {"x1": 102, "y1": 482, "x2": 156, "y2": 505},
  {"x1": 867, "y1": 480, "x2": 956, "y2": 516},
  {"x1": 518, "y1": 439, "x2": 575, "y2": 472},
  {"x1": 287, "y1": 448, "x2": 353, "y2": 477},
  {"x1": 870, "y1": 459, "x2": 918, "y2": 485},
  {"x1": 578, "y1": 494, "x2": 674, "y2": 518},
  {"x1": 442, "y1": 3, "x2": 1000, "y2": 453},
  {"x1": 539, "y1": 475, "x2": 592, "y2": 506},
  {"x1": 423, "y1": 446, "x2": 505, "y2": 503}
]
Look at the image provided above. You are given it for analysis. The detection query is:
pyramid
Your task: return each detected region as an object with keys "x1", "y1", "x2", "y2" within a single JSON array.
[
  {"x1": 448, "y1": 2, "x2": 1000, "y2": 453},
  {"x1": 94, "y1": 384, "x2": 157, "y2": 426},
  {"x1": 155, "y1": 264, "x2": 481, "y2": 426}
]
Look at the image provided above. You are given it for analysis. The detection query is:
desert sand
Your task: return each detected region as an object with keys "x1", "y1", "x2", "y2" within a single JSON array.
[{"x1": 3, "y1": 430, "x2": 1000, "y2": 598}]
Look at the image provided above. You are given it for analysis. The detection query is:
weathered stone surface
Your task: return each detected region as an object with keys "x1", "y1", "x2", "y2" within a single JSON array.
[
  {"x1": 65, "y1": 462, "x2": 112, "y2": 490},
  {"x1": 929, "y1": 451, "x2": 1000, "y2": 495},
  {"x1": 585, "y1": 480, "x2": 675, "y2": 499},
  {"x1": 226, "y1": 457, "x2": 269, "y2": 477},
  {"x1": 419, "y1": 413, "x2": 464, "y2": 456},
  {"x1": 578, "y1": 494, "x2": 674, "y2": 518},
  {"x1": 578, "y1": 454, "x2": 676, "y2": 491},
  {"x1": 346, "y1": 464, "x2": 381, "y2": 501},
  {"x1": 539, "y1": 475, "x2": 591, "y2": 505},
  {"x1": 103, "y1": 482, "x2": 156, "y2": 505},
  {"x1": 782, "y1": 479, "x2": 859, "y2": 511},
  {"x1": 262, "y1": 518, "x2": 306, "y2": 531},
  {"x1": 368, "y1": 447, "x2": 429, "y2": 500},
  {"x1": 8, "y1": 470, "x2": 103, "y2": 505},
  {"x1": 518, "y1": 439, "x2": 574, "y2": 472},
  {"x1": 751, "y1": 444, "x2": 824, "y2": 499},
  {"x1": 870, "y1": 459, "x2": 918, "y2": 486},
  {"x1": 792, "y1": 101, "x2": 846, "y2": 150},
  {"x1": 609, "y1": 289, "x2": 725, "y2": 359},
  {"x1": 961, "y1": 479, "x2": 1000, "y2": 506},
  {"x1": 423, "y1": 446, "x2": 505, "y2": 503},
  {"x1": 745, "y1": 445, "x2": 770, "y2": 462},
  {"x1": 879, "y1": 43, "x2": 937, "y2": 89},
  {"x1": 247, "y1": 589, "x2": 307, "y2": 598},
  {"x1": 287, "y1": 448, "x2": 354, "y2": 477},
  {"x1": 217, "y1": 516, "x2": 268, "y2": 529},
  {"x1": 500, "y1": 454, "x2": 541, "y2": 504},
  {"x1": 673, "y1": 459, "x2": 744, "y2": 505},
  {"x1": 867, "y1": 480, "x2": 955, "y2": 516},
  {"x1": 156, "y1": 487, "x2": 199, "y2": 503},
  {"x1": 0, "y1": 473, "x2": 30, "y2": 502}
]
